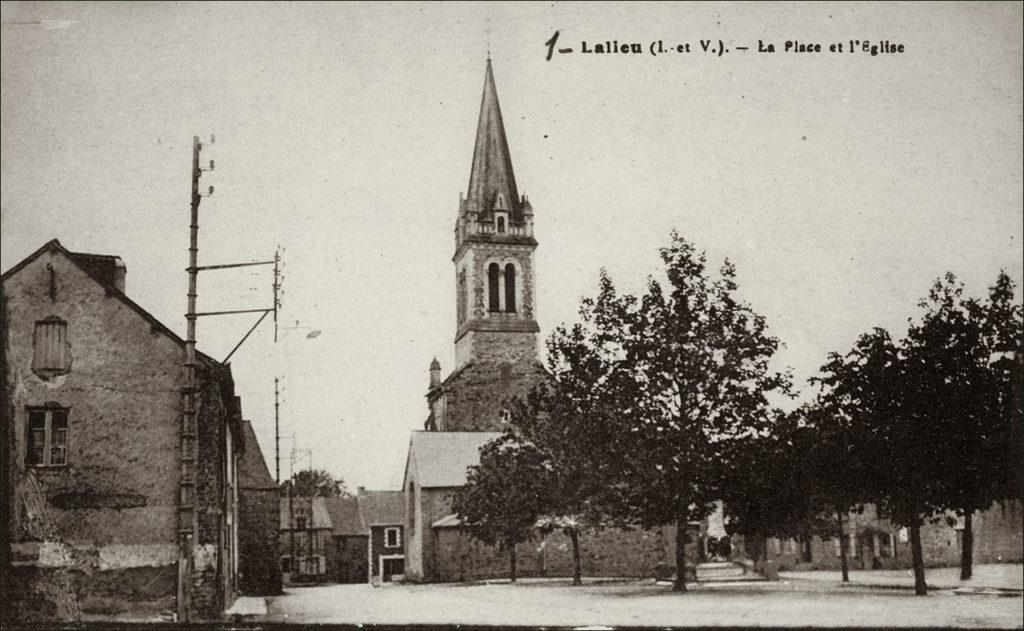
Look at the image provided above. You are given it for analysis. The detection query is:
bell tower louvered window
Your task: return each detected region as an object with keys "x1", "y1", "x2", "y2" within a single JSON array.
[
  {"x1": 504, "y1": 264, "x2": 516, "y2": 312},
  {"x1": 487, "y1": 263, "x2": 501, "y2": 312}
]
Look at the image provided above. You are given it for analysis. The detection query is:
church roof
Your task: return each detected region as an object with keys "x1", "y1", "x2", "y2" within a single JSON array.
[
  {"x1": 465, "y1": 60, "x2": 521, "y2": 220},
  {"x1": 408, "y1": 431, "x2": 503, "y2": 488}
]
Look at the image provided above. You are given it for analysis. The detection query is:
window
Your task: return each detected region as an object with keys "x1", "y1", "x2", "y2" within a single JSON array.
[
  {"x1": 385, "y1": 527, "x2": 401, "y2": 548},
  {"x1": 33, "y1": 317, "x2": 69, "y2": 378},
  {"x1": 878, "y1": 533, "x2": 893, "y2": 558},
  {"x1": 504, "y1": 264, "x2": 516, "y2": 312},
  {"x1": 487, "y1": 263, "x2": 501, "y2": 312},
  {"x1": 296, "y1": 516, "x2": 307, "y2": 531},
  {"x1": 26, "y1": 407, "x2": 69, "y2": 467},
  {"x1": 496, "y1": 216, "x2": 506, "y2": 233}
]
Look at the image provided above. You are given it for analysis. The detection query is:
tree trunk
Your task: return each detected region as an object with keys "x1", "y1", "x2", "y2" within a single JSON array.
[
  {"x1": 960, "y1": 510, "x2": 973, "y2": 581},
  {"x1": 674, "y1": 516, "x2": 688, "y2": 592},
  {"x1": 909, "y1": 520, "x2": 927, "y2": 596},
  {"x1": 837, "y1": 511, "x2": 849, "y2": 583},
  {"x1": 569, "y1": 528, "x2": 582, "y2": 586},
  {"x1": 509, "y1": 544, "x2": 517, "y2": 583}
]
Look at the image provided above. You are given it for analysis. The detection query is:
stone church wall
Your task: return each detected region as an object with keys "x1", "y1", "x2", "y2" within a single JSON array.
[
  {"x1": 433, "y1": 524, "x2": 695, "y2": 583},
  {"x1": 435, "y1": 359, "x2": 548, "y2": 432}
]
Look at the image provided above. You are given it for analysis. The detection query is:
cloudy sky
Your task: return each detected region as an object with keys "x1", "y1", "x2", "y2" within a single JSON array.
[{"x1": 2, "y1": 2, "x2": 1021, "y2": 490}]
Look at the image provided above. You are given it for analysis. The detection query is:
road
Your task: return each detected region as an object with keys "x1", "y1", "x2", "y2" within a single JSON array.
[{"x1": 266, "y1": 576, "x2": 1024, "y2": 627}]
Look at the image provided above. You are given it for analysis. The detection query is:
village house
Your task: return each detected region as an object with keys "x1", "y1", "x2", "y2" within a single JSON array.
[
  {"x1": 1, "y1": 239, "x2": 248, "y2": 622},
  {"x1": 237, "y1": 420, "x2": 282, "y2": 596},
  {"x1": 323, "y1": 495, "x2": 367, "y2": 583},
  {"x1": 279, "y1": 496, "x2": 332, "y2": 584},
  {"x1": 736, "y1": 501, "x2": 1023, "y2": 573},
  {"x1": 357, "y1": 488, "x2": 405, "y2": 583}
]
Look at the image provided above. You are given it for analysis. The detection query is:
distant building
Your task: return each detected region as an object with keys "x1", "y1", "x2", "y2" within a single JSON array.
[
  {"x1": 357, "y1": 489, "x2": 405, "y2": 583},
  {"x1": 1, "y1": 239, "x2": 243, "y2": 621},
  {"x1": 323, "y1": 495, "x2": 367, "y2": 583},
  {"x1": 735, "y1": 501, "x2": 1023, "y2": 572},
  {"x1": 279, "y1": 496, "x2": 332, "y2": 584},
  {"x1": 236, "y1": 421, "x2": 281, "y2": 596}
]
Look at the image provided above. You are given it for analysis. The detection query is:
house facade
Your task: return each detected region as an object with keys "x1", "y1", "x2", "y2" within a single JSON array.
[
  {"x1": 279, "y1": 496, "x2": 332, "y2": 584},
  {"x1": 736, "y1": 500, "x2": 1024, "y2": 572},
  {"x1": 1, "y1": 240, "x2": 243, "y2": 622},
  {"x1": 358, "y1": 489, "x2": 405, "y2": 583}
]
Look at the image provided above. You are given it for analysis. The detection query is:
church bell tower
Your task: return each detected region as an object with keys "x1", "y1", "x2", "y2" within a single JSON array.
[
  {"x1": 425, "y1": 59, "x2": 544, "y2": 433},
  {"x1": 453, "y1": 59, "x2": 539, "y2": 368}
]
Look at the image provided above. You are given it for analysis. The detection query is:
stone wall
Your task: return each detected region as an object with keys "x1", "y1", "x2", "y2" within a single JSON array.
[
  {"x1": 433, "y1": 524, "x2": 693, "y2": 583},
  {"x1": 433, "y1": 359, "x2": 548, "y2": 432},
  {"x1": 238, "y1": 488, "x2": 281, "y2": 595}
]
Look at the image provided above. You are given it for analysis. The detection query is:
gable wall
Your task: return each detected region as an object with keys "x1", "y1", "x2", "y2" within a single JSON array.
[{"x1": 3, "y1": 250, "x2": 183, "y2": 617}]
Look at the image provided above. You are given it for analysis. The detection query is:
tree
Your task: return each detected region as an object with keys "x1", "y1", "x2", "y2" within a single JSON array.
[
  {"x1": 720, "y1": 409, "x2": 837, "y2": 571},
  {"x1": 912, "y1": 272, "x2": 1023, "y2": 580},
  {"x1": 559, "y1": 231, "x2": 792, "y2": 591},
  {"x1": 815, "y1": 325, "x2": 952, "y2": 596},
  {"x1": 504, "y1": 380, "x2": 623, "y2": 586},
  {"x1": 452, "y1": 435, "x2": 550, "y2": 582},
  {"x1": 279, "y1": 468, "x2": 350, "y2": 498}
]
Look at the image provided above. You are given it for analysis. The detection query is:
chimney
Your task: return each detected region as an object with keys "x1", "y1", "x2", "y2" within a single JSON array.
[
  {"x1": 113, "y1": 257, "x2": 127, "y2": 293},
  {"x1": 429, "y1": 357, "x2": 441, "y2": 389}
]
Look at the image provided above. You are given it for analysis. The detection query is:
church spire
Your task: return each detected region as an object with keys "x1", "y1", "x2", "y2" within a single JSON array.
[{"x1": 465, "y1": 59, "x2": 521, "y2": 220}]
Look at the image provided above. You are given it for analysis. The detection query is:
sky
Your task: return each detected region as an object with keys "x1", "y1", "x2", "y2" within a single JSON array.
[{"x1": 2, "y1": 2, "x2": 1022, "y2": 491}]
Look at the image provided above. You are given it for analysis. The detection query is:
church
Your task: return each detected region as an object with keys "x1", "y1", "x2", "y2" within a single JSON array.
[{"x1": 401, "y1": 60, "x2": 682, "y2": 583}]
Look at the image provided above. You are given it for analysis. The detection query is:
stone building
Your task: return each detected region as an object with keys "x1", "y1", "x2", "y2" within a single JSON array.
[
  {"x1": 236, "y1": 421, "x2": 281, "y2": 596},
  {"x1": 358, "y1": 489, "x2": 405, "y2": 583},
  {"x1": 737, "y1": 500, "x2": 1023, "y2": 572},
  {"x1": 1, "y1": 239, "x2": 243, "y2": 621}
]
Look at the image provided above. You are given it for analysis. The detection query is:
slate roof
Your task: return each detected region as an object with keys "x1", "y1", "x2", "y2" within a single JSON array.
[
  {"x1": 324, "y1": 496, "x2": 365, "y2": 536},
  {"x1": 238, "y1": 421, "x2": 277, "y2": 490},
  {"x1": 465, "y1": 60, "x2": 521, "y2": 220},
  {"x1": 279, "y1": 496, "x2": 332, "y2": 531},
  {"x1": 357, "y1": 490, "x2": 405, "y2": 526},
  {"x1": 407, "y1": 431, "x2": 502, "y2": 488}
]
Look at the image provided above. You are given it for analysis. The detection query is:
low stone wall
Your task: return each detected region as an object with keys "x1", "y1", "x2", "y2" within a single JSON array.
[{"x1": 433, "y1": 524, "x2": 697, "y2": 583}]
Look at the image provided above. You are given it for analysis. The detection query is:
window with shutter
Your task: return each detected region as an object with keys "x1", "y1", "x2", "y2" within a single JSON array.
[{"x1": 32, "y1": 318, "x2": 69, "y2": 378}]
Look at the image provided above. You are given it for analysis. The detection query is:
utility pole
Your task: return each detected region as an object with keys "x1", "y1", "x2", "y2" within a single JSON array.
[
  {"x1": 178, "y1": 134, "x2": 277, "y2": 621},
  {"x1": 288, "y1": 436, "x2": 296, "y2": 581},
  {"x1": 179, "y1": 134, "x2": 212, "y2": 623},
  {"x1": 274, "y1": 377, "x2": 281, "y2": 484}
]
